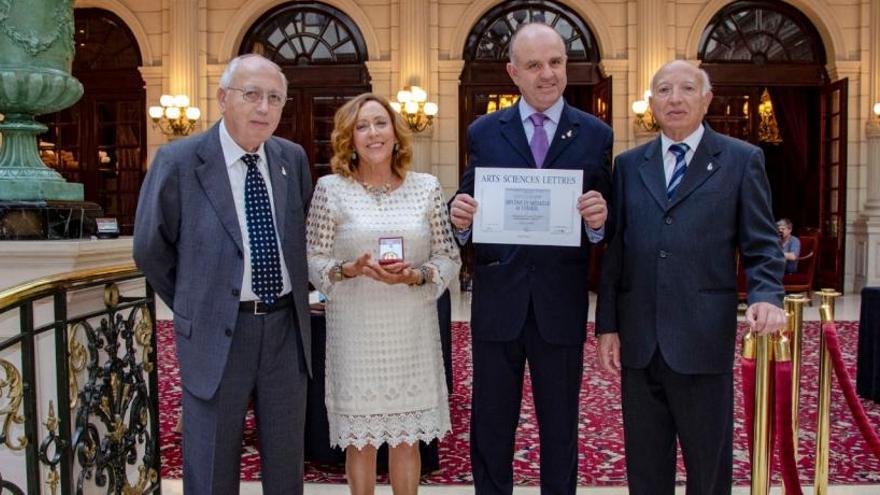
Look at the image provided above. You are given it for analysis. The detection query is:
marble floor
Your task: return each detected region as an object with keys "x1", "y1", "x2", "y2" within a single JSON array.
[{"x1": 158, "y1": 289, "x2": 868, "y2": 494}]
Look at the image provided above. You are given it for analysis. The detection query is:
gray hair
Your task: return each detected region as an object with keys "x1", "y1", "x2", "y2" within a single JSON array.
[
  {"x1": 650, "y1": 60, "x2": 713, "y2": 96},
  {"x1": 219, "y1": 54, "x2": 288, "y2": 94},
  {"x1": 777, "y1": 218, "x2": 793, "y2": 229}
]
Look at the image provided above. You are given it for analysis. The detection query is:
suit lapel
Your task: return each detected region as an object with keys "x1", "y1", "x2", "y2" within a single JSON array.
[
  {"x1": 638, "y1": 137, "x2": 669, "y2": 210},
  {"x1": 542, "y1": 104, "x2": 579, "y2": 168},
  {"x1": 265, "y1": 138, "x2": 288, "y2": 244},
  {"x1": 667, "y1": 127, "x2": 723, "y2": 210},
  {"x1": 499, "y1": 105, "x2": 535, "y2": 166},
  {"x1": 195, "y1": 125, "x2": 243, "y2": 252}
]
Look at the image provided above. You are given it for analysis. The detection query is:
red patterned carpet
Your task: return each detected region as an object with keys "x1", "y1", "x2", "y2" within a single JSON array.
[{"x1": 157, "y1": 320, "x2": 880, "y2": 486}]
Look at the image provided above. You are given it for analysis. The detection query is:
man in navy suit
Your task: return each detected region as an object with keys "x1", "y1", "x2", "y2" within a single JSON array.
[
  {"x1": 134, "y1": 54, "x2": 312, "y2": 494},
  {"x1": 596, "y1": 60, "x2": 787, "y2": 494},
  {"x1": 449, "y1": 22, "x2": 612, "y2": 495}
]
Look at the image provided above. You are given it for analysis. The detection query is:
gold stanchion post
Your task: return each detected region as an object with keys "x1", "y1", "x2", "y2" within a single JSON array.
[
  {"x1": 814, "y1": 288, "x2": 841, "y2": 495},
  {"x1": 750, "y1": 330, "x2": 772, "y2": 495},
  {"x1": 781, "y1": 293, "x2": 808, "y2": 495}
]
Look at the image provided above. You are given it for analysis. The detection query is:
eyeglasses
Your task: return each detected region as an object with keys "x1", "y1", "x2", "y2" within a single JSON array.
[{"x1": 225, "y1": 87, "x2": 289, "y2": 107}]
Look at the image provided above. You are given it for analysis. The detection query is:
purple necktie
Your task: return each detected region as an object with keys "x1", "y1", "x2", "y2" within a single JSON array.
[{"x1": 529, "y1": 113, "x2": 549, "y2": 168}]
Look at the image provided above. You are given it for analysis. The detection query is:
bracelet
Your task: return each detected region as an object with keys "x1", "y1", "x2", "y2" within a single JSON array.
[
  {"x1": 331, "y1": 261, "x2": 353, "y2": 282},
  {"x1": 416, "y1": 265, "x2": 433, "y2": 286}
]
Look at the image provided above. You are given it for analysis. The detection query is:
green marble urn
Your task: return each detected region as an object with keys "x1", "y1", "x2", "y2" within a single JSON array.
[{"x1": 0, "y1": 0, "x2": 84, "y2": 200}]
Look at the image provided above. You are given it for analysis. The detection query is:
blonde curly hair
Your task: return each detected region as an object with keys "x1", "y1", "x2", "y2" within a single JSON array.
[{"x1": 330, "y1": 93, "x2": 412, "y2": 179}]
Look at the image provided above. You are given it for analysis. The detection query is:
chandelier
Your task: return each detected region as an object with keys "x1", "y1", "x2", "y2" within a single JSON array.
[
  {"x1": 757, "y1": 88, "x2": 782, "y2": 144},
  {"x1": 390, "y1": 86, "x2": 438, "y2": 133},
  {"x1": 148, "y1": 94, "x2": 201, "y2": 137}
]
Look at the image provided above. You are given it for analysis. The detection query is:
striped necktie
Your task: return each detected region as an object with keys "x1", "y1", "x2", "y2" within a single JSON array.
[
  {"x1": 666, "y1": 143, "x2": 690, "y2": 200},
  {"x1": 242, "y1": 153, "x2": 283, "y2": 305}
]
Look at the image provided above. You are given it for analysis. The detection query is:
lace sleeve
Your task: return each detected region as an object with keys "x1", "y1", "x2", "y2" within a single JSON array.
[
  {"x1": 306, "y1": 178, "x2": 342, "y2": 296},
  {"x1": 421, "y1": 177, "x2": 462, "y2": 298}
]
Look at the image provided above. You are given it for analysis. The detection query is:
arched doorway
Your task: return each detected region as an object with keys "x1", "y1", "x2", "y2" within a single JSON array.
[
  {"x1": 38, "y1": 8, "x2": 147, "y2": 235},
  {"x1": 698, "y1": 0, "x2": 845, "y2": 290},
  {"x1": 240, "y1": 1, "x2": 371, "y2": 180},
  {"x1": 459, "y1": 0, "x2": 609, "y2": 176},
  {"x1": 458, "y1": 1, "x2": 609, "y2": 289}
]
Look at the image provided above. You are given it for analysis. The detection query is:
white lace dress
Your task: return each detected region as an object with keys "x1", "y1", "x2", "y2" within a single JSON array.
[{"x1": 306, "y1": 172, "x2": 461, "y2": 449}]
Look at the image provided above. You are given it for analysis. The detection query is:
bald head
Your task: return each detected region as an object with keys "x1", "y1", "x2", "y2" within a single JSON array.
[
  {"x1": 650, "y1": 60, "x2": 711, "y2": 96},
  {"x1": 506, "y1": 23, "x2": 568, "y2": 112},
  {"x1": 508, "y1": 23, "x2": 565, "y2": 64},
  {"x1": 648, "y1": 60, "x2": 714, "y2": 141}
]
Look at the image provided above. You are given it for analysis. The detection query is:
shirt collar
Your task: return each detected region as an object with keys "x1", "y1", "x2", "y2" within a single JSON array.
[
  {"x1": 518, "y1": 96, "x2": 565, "y2": 126},
  {"x1": 219, "y1": 119, "x2": 267, "y2": 170},
  {"x1": 660, "y1": 124, "x2": 705, "y2": 156}
]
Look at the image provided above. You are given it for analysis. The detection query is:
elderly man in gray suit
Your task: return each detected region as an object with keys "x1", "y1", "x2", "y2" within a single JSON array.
[
  {"x1": 596, "y1": 60, "x2": 787, "y2": 494},
  {"x1": 134, "y1": 54, "x2": 312, "y2": 494}
]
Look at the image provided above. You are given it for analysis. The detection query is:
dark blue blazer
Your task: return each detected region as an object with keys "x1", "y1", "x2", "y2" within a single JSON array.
[
  {"x1": 457, "y1": 102, "x2": 612, "y2": 345},
  {"x1": 596, "y1": 126, "x2": 784, "y2": 374}
]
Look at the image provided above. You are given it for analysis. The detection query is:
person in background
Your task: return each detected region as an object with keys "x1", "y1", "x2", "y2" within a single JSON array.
[
  {"x1": 306, "y1": 92, "x2": 460, "y2": 495},
  {"x1": 777, "y1": 218, "x2": 801, "y2": 273}
]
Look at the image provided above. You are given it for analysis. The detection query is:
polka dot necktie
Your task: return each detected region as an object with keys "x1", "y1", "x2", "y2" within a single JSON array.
[
  {"x1": 242, "y1": 153, "x2": 283, "y2": 305},
  {"x1": 666, "y1": 143, "x2": 690, "y2": 200}
]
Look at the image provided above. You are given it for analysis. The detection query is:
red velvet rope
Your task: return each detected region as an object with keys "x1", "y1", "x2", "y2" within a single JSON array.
[
  {"x1": 773, "y1": 360, "x2": 803, "y2": 495},
  {"x1": 822, "y1": 322, "x2": 880, "y2": 460},
  {"x1": 741, "y1": 355, "x2": 757, "y2": 461}
]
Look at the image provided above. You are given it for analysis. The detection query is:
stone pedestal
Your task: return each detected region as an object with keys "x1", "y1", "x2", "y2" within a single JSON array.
[
  {"x1": 0, "y1": 200, "x2": 102, "y2": 239},
  {"x1": 0, "y1": 237, "x2": 134, "y2": 289}
]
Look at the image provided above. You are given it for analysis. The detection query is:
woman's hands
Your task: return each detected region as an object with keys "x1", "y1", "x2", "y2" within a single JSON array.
[{"x1": 343, "y1": 253, "x2": 422, "y2": 285}]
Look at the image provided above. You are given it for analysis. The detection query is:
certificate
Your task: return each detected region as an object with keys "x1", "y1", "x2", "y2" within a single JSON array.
[{"x1": 473, "y1": 167, "x2": 583, "y2": 246}]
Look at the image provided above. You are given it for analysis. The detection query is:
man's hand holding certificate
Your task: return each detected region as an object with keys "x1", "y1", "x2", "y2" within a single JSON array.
[{"x1": 449, "y1": 167, "x2": 607, "y2": 247}]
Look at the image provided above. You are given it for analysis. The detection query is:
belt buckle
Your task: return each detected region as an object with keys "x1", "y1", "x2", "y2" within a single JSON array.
[{"x1": 253, "y1": 301, "x2": 269, "y2": 315}]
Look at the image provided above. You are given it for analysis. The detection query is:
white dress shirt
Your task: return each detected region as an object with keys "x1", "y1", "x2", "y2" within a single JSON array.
[
  {"x1": 219, "y1": 120, "x2": 292, "y2": 302},
  {"x1": 518, "y1": 96, "x2": 564, "y2": 146},
  {"x1": 660, "y1": 124, "x2": 705, "y2": 186}
]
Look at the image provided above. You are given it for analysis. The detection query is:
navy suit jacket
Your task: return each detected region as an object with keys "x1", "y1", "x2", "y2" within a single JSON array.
[
  {"x1": 457, "y1": 102, "x2": 613, "y2": 345},
  {"x1": 133, "y1": 124, "x2": 313, "y2": 400},
  {"x1": 596, "y1": 126, "x2": 784, "y2": 374}
]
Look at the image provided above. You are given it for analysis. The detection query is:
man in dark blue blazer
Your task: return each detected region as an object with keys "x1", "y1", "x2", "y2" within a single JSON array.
[
  {"x1": 450, "y1": 23, "x2": 612, "y2": 495},
  {"x1": 596, "y1": 60, "x2": 787, "y2": 494},
  {"x1": 134, "y1": 55, "x2": 312, "y2": 494}
]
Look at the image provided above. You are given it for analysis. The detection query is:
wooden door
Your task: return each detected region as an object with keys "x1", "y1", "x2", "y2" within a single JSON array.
[
  {"x1": 275, "y1": 87, "x2": 368, "y2": 180},
  {"x1": 816, "y1": 78, "x2": 847, "y2": 290}
]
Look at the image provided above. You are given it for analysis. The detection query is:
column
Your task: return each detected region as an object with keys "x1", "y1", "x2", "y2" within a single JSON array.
[
  {"x1": 167, "y1": 0, "x2": 201, "y2": 128},
  {"x1": 855, "y1": 0, "x2": 880, "y2": 288},
  {"x1": 631, "y1": 0, "x2": 667, "y2": 143},
  {"x1": 396, "y1": 0, "x2": 433, "y2": 173}
]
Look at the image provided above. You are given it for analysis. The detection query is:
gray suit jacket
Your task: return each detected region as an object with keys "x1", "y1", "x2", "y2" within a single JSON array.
[
  {"x1": 134, "y1": 123, "x2": 313, "y2": 400},
  {"x1": 596, "y1": 126, "x2": 784, "y2": 374}
]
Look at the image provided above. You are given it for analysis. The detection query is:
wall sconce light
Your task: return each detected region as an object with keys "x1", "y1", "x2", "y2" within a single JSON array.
[
  {"x1": 632, "y1": 90, "x2": 659, "y2": 132},
  {"x1": 390, "y1": 86, "x2": 438, "y2": 133},
  {"x1": 873, "y1": 102, "x2": 880, "y2": 123},
  {"x1": 148, "y1": 94, "x2": 201, "y2": 137}
]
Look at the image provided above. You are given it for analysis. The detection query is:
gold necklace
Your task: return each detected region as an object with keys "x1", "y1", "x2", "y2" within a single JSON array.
[{"x1": 360, "y1": 180, "x2": 391, "y2": 197}]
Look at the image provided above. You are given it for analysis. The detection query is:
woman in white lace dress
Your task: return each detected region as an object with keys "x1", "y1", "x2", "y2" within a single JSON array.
[{"x1": 306, "y1": 93, "x2": 460, "y2": 494}]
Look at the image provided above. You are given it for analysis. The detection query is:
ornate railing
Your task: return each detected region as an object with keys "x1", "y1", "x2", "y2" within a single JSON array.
[{"x1": 0, "y1": 264, "x2": 160, "y2": 494}]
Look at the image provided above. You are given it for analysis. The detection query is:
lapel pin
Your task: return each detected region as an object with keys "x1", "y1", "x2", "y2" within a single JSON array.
[
  {"x1": 281, "y1": 166, "x2": 287, "y2": 176},
  {"x1": 707, "y1": 163, "x2": 713, "y2": 171},
  {"x1": 561, "y1": 129, "x2": 573, "y2": 140}
]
